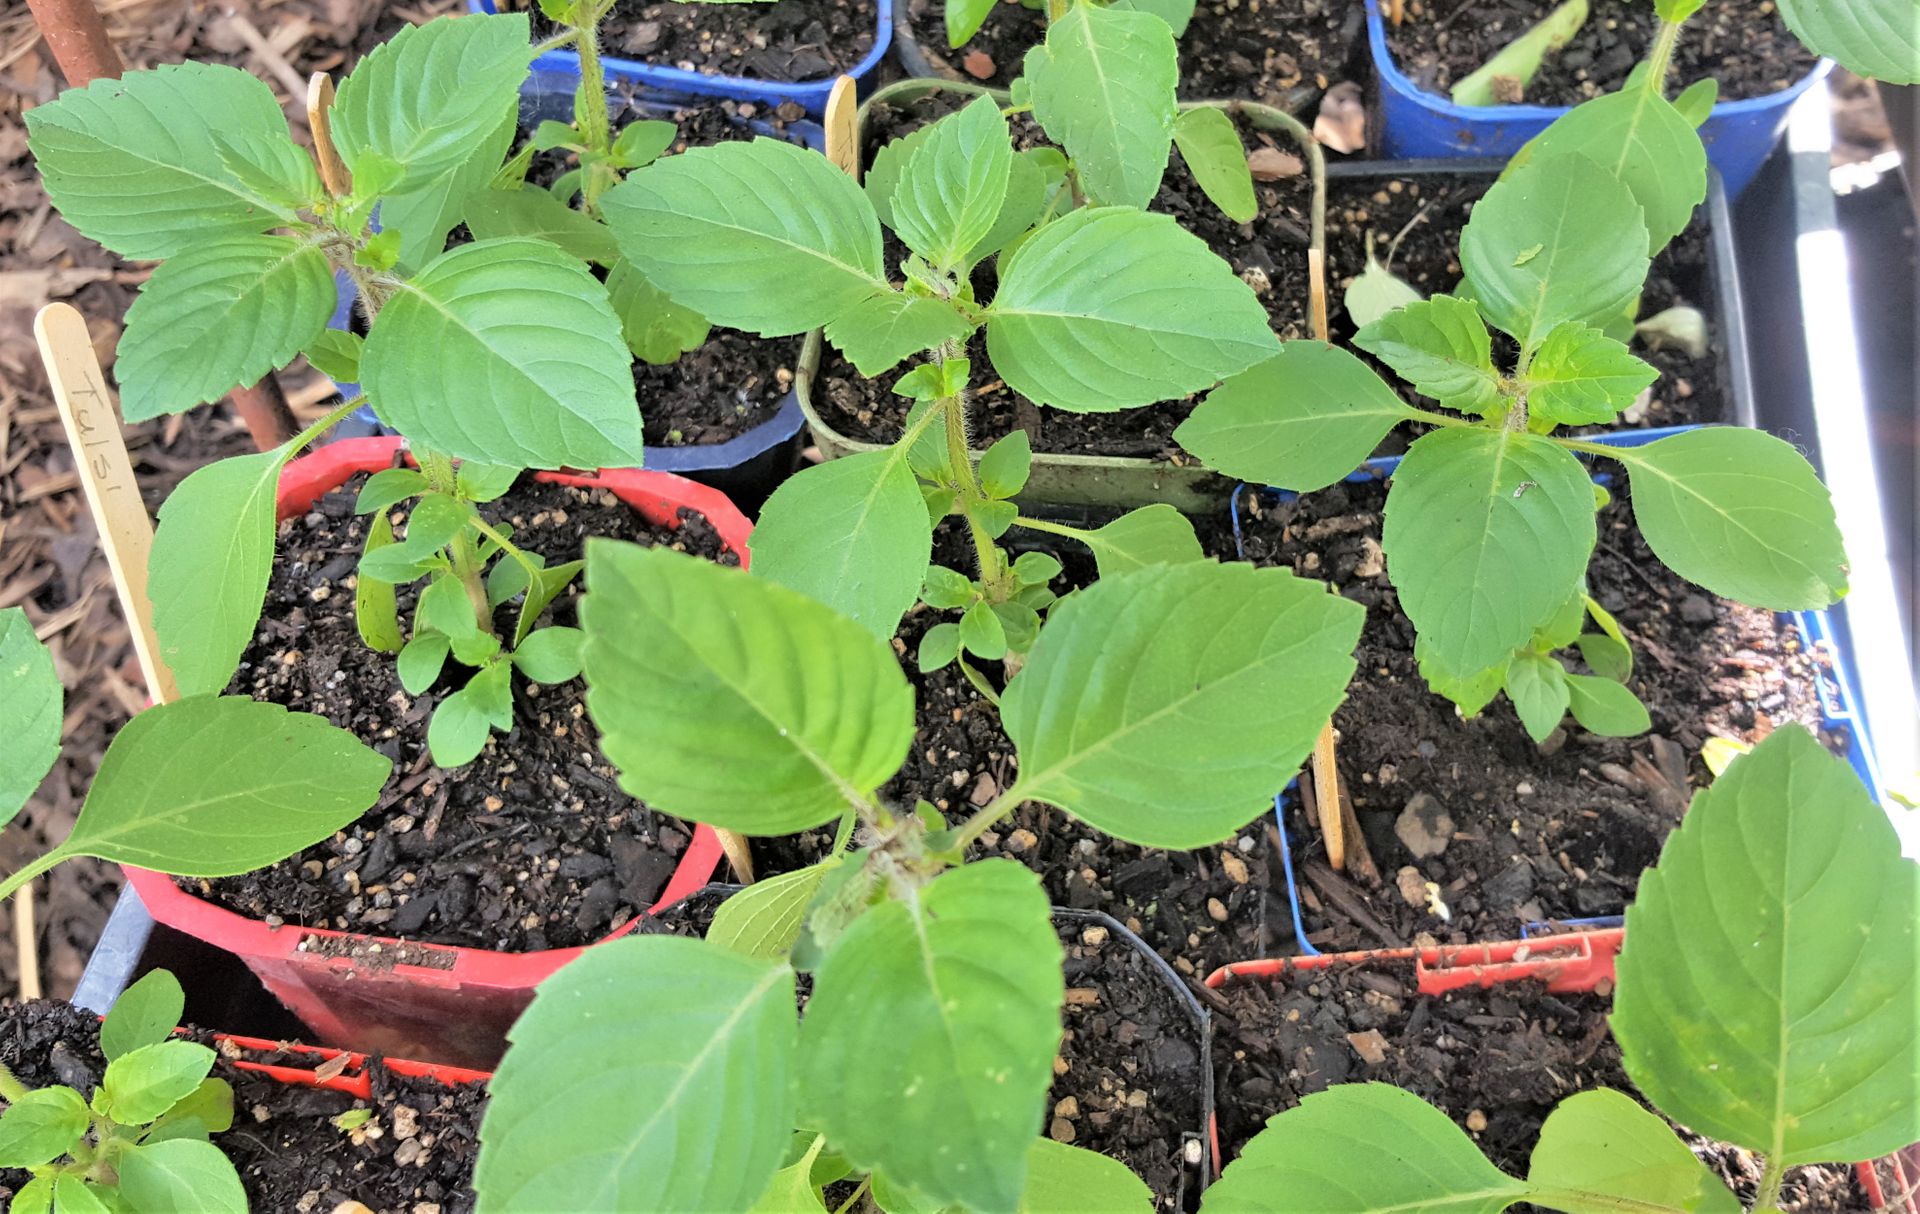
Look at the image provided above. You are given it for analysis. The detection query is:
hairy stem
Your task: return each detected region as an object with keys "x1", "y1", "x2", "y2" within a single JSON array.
[
  {"x1": 1750, "y1": 1159, "x2": 1787, "y2": 1214},
  {"x1": 573, "y1": 2, "x2": 616, "y2": 212},
  {"x1": 1644, "y1": 19, "x2": 1683, "y2": 97},
  {"x1": 831, "y1": 807, "x2": 858, "y2": 854},
  {"x1": 932, "y1": 347, "x2": 1010, "y2": 596},
  {"x1": 0, "y1": 850, "x2": 67, "y2": 905}
]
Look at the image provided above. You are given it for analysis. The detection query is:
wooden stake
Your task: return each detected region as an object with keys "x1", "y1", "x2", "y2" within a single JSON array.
[
  {"x1": 1303, "y1": 238, "x2": 1349, "y2": 871},
  {"x1": 824, "y1": 75, "x2": 860, "y2": 182},
  {"x1": 35, "y1": 304, "x2": 178, "y2": 705},
  {"x1": 13, "y1": 887, "x2": 39, "y2": 1001},
  {"x1": 307, "y1": 72, "x2": 351, "y2": 197}
]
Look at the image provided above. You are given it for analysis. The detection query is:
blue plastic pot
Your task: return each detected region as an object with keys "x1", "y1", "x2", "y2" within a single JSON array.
[
  {"x1": 1228, "y1": 428, "x2": 1887, "y2": 957},
  {"x1": 1364, "y1": 0, "x2": 1832, "y2": 198},
  {"x1": 470, "y1": 0, "x2": 892, "y2": 115}
]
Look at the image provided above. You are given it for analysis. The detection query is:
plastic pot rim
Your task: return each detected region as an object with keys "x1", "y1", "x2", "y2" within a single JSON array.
[
  {"x1": 128, "y1": 435, "x2": 752, "y2": 1000},
  {"x1": 217, "y1": 1031, "x2": 492, "y2": 1101},
  {"x1": 470, "y1": 0, "x2": 894, "y2": 115}
]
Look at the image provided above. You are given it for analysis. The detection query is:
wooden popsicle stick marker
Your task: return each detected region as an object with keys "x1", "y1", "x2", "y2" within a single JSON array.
[
  {"x1": 35, "y1": 303, "x2": 178, "y2": 706},
  {"x1": 1302, "y1": 236, "x2": 1348, "y2": 871},
  {"x1": 825, "y1": 75, "x2": 859, "y2": 182},
  {"x1": 308, "y1": 72, "x2": 351, "y2": 197}
]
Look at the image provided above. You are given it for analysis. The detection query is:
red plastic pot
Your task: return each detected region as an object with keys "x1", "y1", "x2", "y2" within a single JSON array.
[
  {"x1": 127, "y1": 436, "x2": 752, "y2": 1069},
  {"x1": 1203, "y1": 927, "x2": 1625, "y2": 1178},
  {"x1": 218, "y1": 1031, "x2": 491, "y2": 1100}
]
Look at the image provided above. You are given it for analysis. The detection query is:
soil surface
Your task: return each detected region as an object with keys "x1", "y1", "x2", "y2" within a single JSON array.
[
  {"x1": 752, "y1": 526, "x2": 1301, "y2": 983},
  {"x1": 189, "y1": 474, "x2": 738, "y2": 953},
  {"x1": 520, "y1": 98, "x2": 808, "y2": 450},
  {"x1": 1214, "y1": 477, "x2": 1835, "y2": 950},
  {"x1": 646, "y1": 890, "x2": 1207, "y2": 1209},
  {"x1": 1210, "y1": 961, "x2": 1870, "y2": 1210},
  {"x1": 813, "y1": 91, "x2": 1312, "y2": 461},
  {"x1": 902, "y1": 0, "x2": 1367, "y2": 109},
  {"x1": 1385, "y1": 0, "x2": 1819, "y2": 107},
  {"x1": 0, "y1": 999, "x2": 484, "y2": 1213},
  {"x1": 534, "y1": 0, "x2": 876, "y2": 81},
  {"x1": 1324, "y1": 169, "x2": 1729, "y2": 433}
]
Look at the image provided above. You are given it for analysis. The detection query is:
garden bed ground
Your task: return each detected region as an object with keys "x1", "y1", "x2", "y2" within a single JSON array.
[
  {"x1": 1324, "y1": 169, "x2": 1730, "y2": 432},
  {"x1": 1214, "y1": 477, "x2": 1834, "y2": 950},
  {"x1": 1383, "y1": 0, "x2": 1818, "y2": 107},
  {"x1": 186, "y1": 473, "x2": 737, "y2": 953},
  {"x1": 813, "y1": 93, "x2": 1312, "y2": 461},
  {"x1": 533, "y1": 0, "x2": 876, "y2": 80},
  {"x1": 0, "y1": 999, "x2": 484, "y2": 1213},
  {"x1": 1210, "y1": 960, "x2": 1870, "y2": 1210},
  {"x1": 902, "y1": 0, "x2": 1366, "y2": 108},
  {"x1": 514, "y1": 96, "x2": 806, "y2": 450}
]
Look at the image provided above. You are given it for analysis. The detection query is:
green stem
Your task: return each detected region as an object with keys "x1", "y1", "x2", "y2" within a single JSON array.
[
  {"x1": 573, "y1": 5, "x2": 615, "y2": 212},
  {"x1": 467, "y1": 514, "x2": 546, "y2": 586},
  {"x1": 1551, "y1": 434, "x2": 1637, "y2": 460},
  {"x1": 1644, "y1": 19, "x2": 1683, "y2": 97},
  {"x1": 0, "y1": 849, "x2": 69, "y2": 905},
  {"x1": 449, "y1": 529, "x2": 496, "y2": 636},
  {"x1": 0, "y1": 1063, "x2": 27, "y2": 1104},
  {"x1": 952, "y1": 785, "x2": 1028, "y2": 851},
  {"x1": 932, "y1": 349, "x2": 1011, "y2": 595},
  {"x1": 955, "y1": 655, "x2": 1002, "y2": 707},
  {"x1": 1749, "y1": 1159, "x2": 1787, "y2": 1214},
  {"x1": 832, "y1": 1176, "x2": 872, "y2": 1214},
  {"x1": 831, "y1": 808, "x2": 858, "y2": 854}
]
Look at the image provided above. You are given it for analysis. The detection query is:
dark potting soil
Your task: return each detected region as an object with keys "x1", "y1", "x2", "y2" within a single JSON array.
[
  {"x1": 188, "y1": 474, "x2": 738, "y2": 953},
  {"x1": 642, "y1": 889, "x2": 1206, "y2": 1209},
  {"x1": 1385, "y1": 0, "x2": 1819, "y2": 107},
  {"x1": 1209, "y1": 963, "x2": 1871, "y2": 1211},
  {"x1": 519, "y1": 98, "x2": 806, "y2": 450},
  {"x1": 1325, "y1": 170, "x2": 1728, "y2": 432},
  {"x1": 813, "y1": 93, "x2": 1311, "y2": 460},
  {"x1": 531, "y1": 0, "x2": 875, "y2": 80},
  {"x1": 901, "y1": 0, "x2": 1367, "y2": 109},
  {"x1": 1216, "y1": 477, "x2": 1835, "y2": 951},
  {"x1": 0, "y1": 1000, "x2": 485, "y2": 1213},
  {"x1": 750, "y1": 525, "x2": 1302, "y2": 983}
]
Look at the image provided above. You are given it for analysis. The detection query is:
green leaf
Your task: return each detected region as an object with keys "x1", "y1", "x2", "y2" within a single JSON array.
[
  {"x1": 1528, "y1": 1089, "x2": 1739, "y2": 1213},
  {"x1": 25, "y1": 62, "x2": 302, "y2": 259},
  {"x1": 60, "y1": 695, "x2": 388, "y2": 875},
  {"x1": 979, "y1": 432, "x2": 1032, "y2": 500},
  {"x1": 116, "y1": 1138, "x2": 248, "y2": 1214},
  {"x1": 355, "y1": 469, "x2": 428, "y2": 515},
  {"x1": 398, "y1": 633, "x2": 451, "y2": 695},
  {"x1": 142, "y1": 1077, "x2": 235, "y2": 1143},
  {"x1": 611, "y1": 119, "x2": 678, "y2": 168},
  {"x1": 362, "y1": 238, "x2": 642, "y2": 469},
  {"x1": 1576, "y1": 631, "x2": 1632, "y2": 682},
  {"x1": 356, "y1": 512, "x2": 406, "y2": 655},
  {"x1": 0, "y1": 608, "x2": 62, "y2": 829},
  {"x1": 380, "y1": 101, "x2": 518, "y2": 275},
  {"x1": 512, "y1": 559, "x2": 584, "y2": 649},
  {"x1": 101, "y1": 1040, "x2": 214, "y2": 1125},
  {"x1": 889, "y1": 95, "x2": 1013, "y2": 271},
  {"x1": 1504, "y1": 650, "x2": 1569, "y2": 742},
  {"x1": 1111, "y1": 0, "x2": 1196, "y2": 35},
  {"x1": 1176, "y1": 343, "x2": 1414, "y2": 490},
  {"x1": 1353, "y1": 295, "x2": 1503, "y2": 416},
  {"x1": 582, "y1": 544, "x2": 913, "y2": 835},
  {"x1": 0, "y1": 1087, "x2": 88, "y2": 1167},
  {"x1": 922, "y1": 566, "x2": 976, "y2": 611},
  {"x1": 1019, "y1": 1139, "x2": 1155, "y2": 1213},
  {"x1": 1201, "y1": 1084, "x2": 1528, "y2": 1213},
  {"x1": 52, "y1": 1175, "x2": 109, "y2": 1214},
  {"x1": 959, "y1": 600, "x2": 1008, "y2": 660},
  {"x1": 989, "y1": 207, "x2": 1276, "y2": 412},
  {"x1": 214, "y1": 129, "x2": 323, "y2": 213},
  {"x1": 417, "y1": 571, "x2": 488, "y2": 655},
  {"x1": 456, "y1": 462, "x2": 520, "y2": 503},
  {"x1": 427, "y1": 683, "x2": 494, "y2": 767},
  {"x1": 603, "y1": 138, "x2": 887, "y2": 337},
  {"x1": 802, "y1": 861, "x2": 1063, "y2": 1214},
  {"x1": 606, "y1": 258, "x2": 711, "y2": 366},
  {"x1": 1066, "y1": 504, "x2": 1205, "y2": 579},
  {"x1": 1511, "y1": 87, "x2": 1708, "y2": 253},
  {"x1": 476, "y1": 936, "x2": 799, "y2": 1213},
  {"x1": 1460, "y1": 153, "x2": 1650, "y2": 351},
  {"x1": 1524, "y1": 321, "x2": 1658, "y2": 425},
  {"x1": 10, "y1": 1175, "x2": 52, "y2": 1214},
  {"x1": 1653, "y1": 0, "x2": 1706, "y2": 18},
  {"x1": 1564, "y1": 672, "x2": 1650, "y2": 737},
  {"x1": 866, "y1": 123, "x2": 939, "y2": 232},
  {"x1": 102, "y1": 970, "x2": 185, "y2": 1061},
  {"x1": 1003, "y1": 562, "x2": 1360, "y2": 849},
  {"x1": 1613, "y1": 427, "x2": 1848, "y2": 609},
  {"x1": 1172, "y1": 107, "x2": 1256, "y2": 224},
  {"x1": 304, "y1": 329, "x2": 363, "y2": 384},
  {"x1": 1450, "y1": 0, "x2": 1588, "y2": 107},
  {"x1": 1384, "y1": 427, "x2": 1596, "y2": 676},
  {"x1": 1024, "y1": 4, "x2": 1178, "y2": 209},
  {"x1": 751, "y1": 449, "x2": 933, "y2": 640},
  {"x1": 1344, "y1": 244, "x2": 1425, "y2": 330},
  {"x1": 512, "y1": 626, "x2": 583, "y2": 684},
  {"x1": 1418, "y1": 636, "x2": 1508, "y2": 717},
  {"x1": 332, "y1": 13, "x2": 533, "y2": 195},
  {"x1": 148, "y1": 446, "x2": 294, "y2": 696},
  {"x1": 749, "y1": 1138, "x2": 831, "y2": 1213},
  {"x1": 918, "y1": 621, "x2": 962, "y2": 673},
  {"x1": 968, "y1": 149, "x2": 1050, "y2": 268},
  {"x1": 1776, "y1": 0, "x2": 1920, "y2": 85},
  {"x1": 710, "y1": 859, "x2": 843, "y2": 961},
  {"x1": 1011, "y1": 552, "x2": 1060, "y2": 585},
  {"x1": 1615, "y1": 724, "x2": 1920, "y2": 1165},
  {"x1": 464, "y1": 187, "x2": 622, "y2": 265},
  {"x1": 947, "y1": 0, "x2": 997, "y2": 44},
  {"x1": 117, "y1": 235, "x2": 336, "y2": 421},
  {"x1": 823, "y1": 292, "x2": 972, "y2": 377},
  {"x1": 1672, "y1": 78, "x2": 1718, "y2": 128}
]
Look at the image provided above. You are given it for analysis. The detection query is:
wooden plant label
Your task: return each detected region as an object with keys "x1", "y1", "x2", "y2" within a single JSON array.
[{"x1": 825, "y1": 75, "x2": 859, "y2": 182}]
